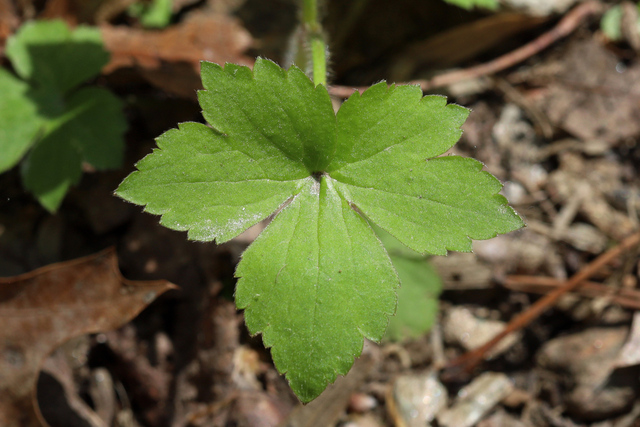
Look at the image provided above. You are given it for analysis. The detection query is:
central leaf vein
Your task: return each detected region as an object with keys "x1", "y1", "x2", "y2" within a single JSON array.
[{"x1": 138, "y1": 178, "x2": 301, "y2": 185}]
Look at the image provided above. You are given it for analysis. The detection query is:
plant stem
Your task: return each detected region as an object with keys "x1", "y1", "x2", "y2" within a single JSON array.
[
  {"x1": 310, "y1": 38, "x2": 326, "y2": 87},
  {"x1": 301, "y1": 0, "x2": 327, "y2": 86},
  {"x1": 302, "y1": 0, "x2": 318, "y2": 31}
]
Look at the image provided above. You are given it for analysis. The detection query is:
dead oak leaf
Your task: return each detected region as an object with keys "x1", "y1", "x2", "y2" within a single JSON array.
[{"x1": 0, "y1": 248, "x2": 176, "y2": 427}]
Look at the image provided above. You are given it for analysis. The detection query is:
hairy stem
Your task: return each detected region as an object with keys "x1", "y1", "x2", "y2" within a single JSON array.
[{"x1": 301, "y1": 0, "x2": 327, "y2": 86}]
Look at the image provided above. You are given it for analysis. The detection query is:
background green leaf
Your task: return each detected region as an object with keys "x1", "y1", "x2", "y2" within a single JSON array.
[
  {"x1": 442, "y1": 0, "x2": 498, "y2": 10},
  {"x1": 2, "y1": 19, "x2": 126, "y2": 212},
  {"x1": 375, "y1": 226, "x2": 442, "y2": 342},
  {"x1": 235, "y1": 177, "x2": 398, "y2": 402},
  {"x1": 385, "y1": 256, "x2": 441, "y2": 341},
  {"x1": 21, "y1": 129, "x2": 83, "y2": 212},
  {"x1": 0, "y1": 69, "x2": 42, "y2": 173},
  {"x1": 601, "y1": 5, "x2": 624, "y2": 41},
  {"x1": 129, "y1": 0, "x2": 173, "y2": 28},
  {"x1": 600, "y1": 4, "x2": 640, "y2": 42},
  {"x1": 20, "y1": 86, "x2": 127, "y2": 212},
  {"x1": 59, "y1": 87, "x2": 126, "y2": 169},
  {"x1": 6, "y1": 20, "x2": 109, "y2": 94}
]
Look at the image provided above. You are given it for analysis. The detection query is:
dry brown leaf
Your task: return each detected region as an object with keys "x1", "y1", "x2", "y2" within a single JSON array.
[
  {"x1": 0, "y1": 248, "x2": 176, "y2": 427},
  {"x1": 101, "y1": 12, "x2": 253, "y2": 71},
  {"x1": 100, "y1": 13, "x2": 252, "y2": 97}
]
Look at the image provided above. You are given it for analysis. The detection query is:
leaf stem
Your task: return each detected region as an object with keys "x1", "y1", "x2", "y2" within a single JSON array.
[{"x1": 301, "y1": 0, "x2": 327, "y2": 87}]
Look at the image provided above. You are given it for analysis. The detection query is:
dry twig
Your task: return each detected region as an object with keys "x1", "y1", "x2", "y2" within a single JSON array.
[
  {"x1": 503, "y1": 275, "x2": 640, "y2": 310},
  {"x1": 444, "y1": 230, "x2": 640, "y2": 374},
  {"x1": 328, "y1": 1, "x2": 603, "y2": 98}
]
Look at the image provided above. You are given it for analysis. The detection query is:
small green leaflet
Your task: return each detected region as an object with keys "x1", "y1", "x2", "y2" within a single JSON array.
[
  {"x1": 442, "y1": 0, "x2": 498, "y2": 10},
  {"x1": 0, "y1": 20, "x2": 126, "y2": 212},
  {"x1": 600, "y1": 4, "x2": 640, "y2": 42},
  {"x1": 129, "y1": 0, "x2": 173, "y2": 28},
  {"x1": 116, "y1": 58, "x2": 524, "y2": 402},
  {"x1": 0, "y1": 68, "x2": 40, "y2": 173}
]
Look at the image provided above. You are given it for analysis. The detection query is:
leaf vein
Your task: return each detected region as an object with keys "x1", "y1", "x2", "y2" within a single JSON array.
[
  {"x1": 339, "y1": 182, "x2": 480, "y2": 215},
  {"x1": 216, "y1": 90, "x2": 303, "y2": 167},
  {"x1": 134, "y1": 178, "x2": 300, "y2": 186},
  {"x1": 333, "y1": 108, "x2": 440, "y2": 171}
]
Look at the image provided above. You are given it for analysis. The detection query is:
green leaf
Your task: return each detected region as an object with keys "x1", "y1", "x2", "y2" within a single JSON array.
[
  {"x1": 0, "y1": 69, "x2": 42, "y2": 172},
  {"x1": 18, "y1": 86, "x2": 126, "y2": 212},
  {"x1": 22, "y1": 127, "x2": 83, "y2": 212},
  {"x1": 385, "y1": 256, "x2": 440, "y2": 341},
  {"x1": 375, "y1": 226, "x2": 441, "y2": 342},
  {"x1": 129, "y1": 0, "x2": 173, "y2": 28},
  {"x1": 442, "y1": 0, "x2": 498, "y2": 10},
  {"x1": 59, "y1": 87, "x2": 126, "y2": 169},
  {"x1": 2, "y1": 20, "x2": 126, "y2": 212},
  {"x1": 601, "y1": 5, "x2": 623, "y2": 41},
  {"x1": 236, "y1": 177, "x2": 398, "y2": 402},
  {"x1": 374, "y1": 223, "x2": 424, "y2": 260},
  {"x1": 6, "y1": 20, "x2": 109, "y2": 93},
  {"x1": 600, "y1": 4, "x2": 640, "y2": 42},
  {"x1": 116, "y1": 58, "x2": 523, "y2": 402}
]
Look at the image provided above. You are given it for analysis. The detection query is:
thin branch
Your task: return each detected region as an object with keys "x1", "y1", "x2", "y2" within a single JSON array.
[{"x1": 504, "y1": 275, "x2": 640, "y2": 310}]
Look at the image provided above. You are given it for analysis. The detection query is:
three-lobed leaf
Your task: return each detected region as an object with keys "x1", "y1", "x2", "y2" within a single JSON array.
[{"x1": 116, "y1": 58, "x2": 524, "y2": 402}]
